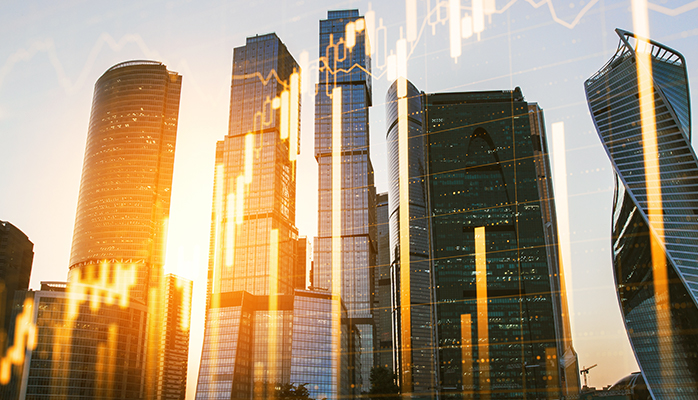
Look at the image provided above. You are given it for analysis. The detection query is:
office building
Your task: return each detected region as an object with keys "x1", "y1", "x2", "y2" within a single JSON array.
[
  {"x1": 68, "y1": 60, "x2": 181, "y2": 304},
  {"x1": 195, "y1": 33, "x2": 349, "y2": 399},
  {"x1": 4, "y1": 281, "x2": 148, "y2": 400},
  {"x1": 155, "y1": 274, "x2": 193, "y2": 400},
  {"x1": 387, "y1": 80, "x2": 580, "y2": 398},
  {"x1": 314, "y1": 9, "x2": 377, "y2": 392},
  {"x1": 68, "y1": 60, "x2": 183, "y2": 399},
  {"x1": 0, "y1": 221, "x2": 34, "y2": 350},
  {"x1": 585, "y1": 28, "x2": 698, "y2": 399},
  {"x1": 0, "y1": 60, "x2": 186, "y2": 400}
]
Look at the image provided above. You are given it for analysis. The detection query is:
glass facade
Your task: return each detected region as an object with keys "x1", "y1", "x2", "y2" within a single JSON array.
[
  {"x1": 387, "y1": 81, "x2": 579, "y2": 398},
  {"x1": 585, "y1": 29, "x2": 698, "y2": 399},
  {"x1": 4, "y1": 283, "x2": 147, "y2": 400},
  {"x1": 156, "y1": 274, "x2": 193, "y2": 400},
  {"x1": 68, "y1": 61, "x2": 181, "y2": 304},
  {"x1": 313, "y1": 9, "x2": 377, "y2": 393},
  {"x1": 0, "y1": 221, "x2": 34, "y2": 350},
  {"x1": 385, "y1": 80, "x2": 436, "y2": 398},
  {"x1": 290, "y1": 290, "x2": 351, "y2": 400},
  {"x1": 195, "y1": 290, "x2": 352, "y2": 400},
  {"x1": 196, "y1": 33, "x2": 333, "y2": 399},
  {"x1": 375, "y1": 193, "x2": 393, "y2": 370}
]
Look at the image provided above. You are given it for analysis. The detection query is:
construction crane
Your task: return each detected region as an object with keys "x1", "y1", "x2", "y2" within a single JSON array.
[{"x1": 580, "y1": 364, "x2": 597, "y2": 387}]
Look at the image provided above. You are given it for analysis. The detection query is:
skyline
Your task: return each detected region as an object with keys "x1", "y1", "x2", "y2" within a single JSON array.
[{"x1": 2, "y1": 0, "x2": 698, "y2": 397}]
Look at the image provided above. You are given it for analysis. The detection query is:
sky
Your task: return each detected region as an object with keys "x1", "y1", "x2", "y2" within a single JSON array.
[{"x1": 1, "y1": 0, "x2": 698, "y2": 397}]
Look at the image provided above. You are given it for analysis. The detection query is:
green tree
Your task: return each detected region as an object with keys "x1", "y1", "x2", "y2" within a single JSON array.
[
  {"x1": 275, "y1": 382, "x2": 314, "y2": 399},
  {"x1": 368, "y1": 366, "x2": 400, "y2": 400}
]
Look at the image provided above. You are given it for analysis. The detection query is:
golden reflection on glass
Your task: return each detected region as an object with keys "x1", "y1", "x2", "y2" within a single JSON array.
[
  {"x1": 95, "y1": 324, "x2": 117, "y2": 398},
  {"x1": 632, "y1": 0, "x2": 672, "y2": 383},
  {"x1": 331, "y1": 86, "x2": 343, "y2": 391},
  {"x1": 461, "y1": 313, "x2": 473, "y2": 397},
  {"x1": 551, "y1": 121, "x2": 577, "y2": 332},
  {"x1": 0, "y1": 298, "x2": 36, "y2": 385},
  {"x1": 268, "y1": 228, "x2": 279, "y2": 387},
  {"x1": 475, "y1": 226, "x2": 489, "y2": 398},
  {"x1": 398, "y1": 89, "x2": 412, "y2": 393},
  {"x1": 545, "y1": 347, "x2": 559, "y2": 395}
]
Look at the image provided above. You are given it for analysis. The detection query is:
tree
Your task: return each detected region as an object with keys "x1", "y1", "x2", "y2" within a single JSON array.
[
  {"x1": 275, "y1": 382, "x2": 314, "y2": 399},
  {"x1": 368, "y1": 366, "x2": 400, "y2": 400}
]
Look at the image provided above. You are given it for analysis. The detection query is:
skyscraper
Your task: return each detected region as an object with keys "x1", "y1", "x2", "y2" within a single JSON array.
[
  {"x1": 314, "y1": 9, "x2": 377, "y2": 392},
  {"x1": 195, "y1": 33, "x2": 308, "y2": 399},
  {"x1": 387, "y1": 80, "x2": 579, "y2": 398},
  {"x1": 0, "y1": 221, "x2": 34, "y2": 351},
  {"x1": 0, "y1": 60, "x2": 185, "y2": 400},
  {"x1": 68, "y1": 60, "x2": 181, "y2": 305},
  {"x1": 156, "y1": 274, "x2": 193, "y2": 400},
  {"x1": 585, "y1": 28, "x2": 698, "y2": 399},
  {"x1": 67, "y1": 60, "x2": 182, "y2": 400}
]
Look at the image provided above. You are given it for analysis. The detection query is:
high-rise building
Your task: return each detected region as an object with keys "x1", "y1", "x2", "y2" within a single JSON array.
[
  {"x1": 375, "y1": 193, "x2": 393, "y2": 370},
  {"x1": 585, "y1": 28, "x2": 698, "y2": 399},
  {"x1": 69, "y1": 60, "x2": 183, "y2": 400},
  {"x1": 68, "y1": 60, "x2": 181, "y2": 305},
  {"x1": 0, "y1": 221, "x2": 34, "y2": 350},
  {"x1": 156, "y1": 274, "x2": 193, "y2": 400},
  {"x1": 3, "y1": 281, "x2": 148, "y2": 400},
  {"x1": 387, "y1": 80, "x2": 580, "y2": 398},
  {"x1": 314, "y1": 9, "x2": 377, "y2": 392},
  {"x1": 195, "y1": 33, "x2": 353, "y2": 399},
  {"x1": 0, "y1": 60, "x2": 185, "y2": 400}
]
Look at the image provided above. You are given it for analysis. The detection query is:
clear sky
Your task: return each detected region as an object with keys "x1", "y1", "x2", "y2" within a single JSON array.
[{"x1": 1, "y1": 0, "x2": 697, "y2": 398}]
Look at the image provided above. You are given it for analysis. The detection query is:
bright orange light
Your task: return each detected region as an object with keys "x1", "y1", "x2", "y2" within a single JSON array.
[
  {"x1": 475, "y1": 226, "x2": 489, "y2": 395},
  {"x1": 0, "y1": 298, "x2": 36, "y2": 385},
  {"x1": 398, "y1": 94, "x2": 412, "y2": 392}
]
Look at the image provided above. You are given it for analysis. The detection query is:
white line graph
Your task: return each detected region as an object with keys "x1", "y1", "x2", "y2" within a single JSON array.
[{"x1": 0, "y1": 0, "x2": 697, "y2": 97}]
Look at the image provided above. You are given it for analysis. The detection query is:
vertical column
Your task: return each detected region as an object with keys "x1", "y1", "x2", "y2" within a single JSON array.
[
  {"x1": 461, "y1": 314, "x2": 473, "y2": 396},
  {"x1": 268, "y1": 229, "x2": 279, "y2": 386},
  {"x1": 398, "y1": 90, "x2": 412, "y2": 393},
  {"x1": 475, "y1": 226, "x2": 489, "y2": 398},
  {"x1": 331, "y1": 86, "x2": 343, "y2": 393},
  {"x1": 631, "y1": 0, "x2": 672, "y2": 382}
]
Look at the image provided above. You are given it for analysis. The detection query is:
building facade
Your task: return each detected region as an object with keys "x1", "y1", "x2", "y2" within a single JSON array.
[
  {"x1": 156, "y1": 274, "x2": 193, "y2": 400},
  {"x1": 0, "y1": 221, "x2": 34, "y2": 350},
  {"x1": 585, "y1": 29, "x2": 698, "y2": 399},
  {"x1": 387, "y1": 80, "x2": 579, "y2": 398},
  {"x1": 313, "y1": 9, "x2": 377, "y2": 392},
  {"x1": 375, "y1": 192, "x2": 393, "y2": 370},
  {"x1": 1, "y1": 60, "x2": 187, "y2": 400},
  {"x1": 67, "y1": 60, "x2": 184, "y2": 399},
  {"x1": 196, "y1": 33, "x2": 349, "y2": 399},
  {"x1": 68, "y1": 60, "x2": 181, "y2": 305},
  {"x1": 5, "y1": 282, "x2": 148, "y2": 400}
]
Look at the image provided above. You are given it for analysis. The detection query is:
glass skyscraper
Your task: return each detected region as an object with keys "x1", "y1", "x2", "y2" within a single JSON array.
[
  {"x1": 387, "y1": 80, "x2": 579, "y2": 399},
  {"x1": 195, "y1": 33, "x2": 350, "y2": 400},
  {"x1": 585, "y1": 28, "x2": 698, "y2": 398},
  {"x1": 68, "y1": 60, "x2": 181, "y2": 305},
  {"x1": 156, "y1": 274, "x2": 193, "y2": 400},
  {"x1": 195, "y1": 32, "x2": 301, "y2": 400},
  {"x1": 313, "y1": 9, "x2": 377, "y2": 392},
  {"x1": 2, "y1": 60, "x2": 186, "y2": 400},
  {"x1": 65, "y1": 60, "x2": 184, "y2": 400}
]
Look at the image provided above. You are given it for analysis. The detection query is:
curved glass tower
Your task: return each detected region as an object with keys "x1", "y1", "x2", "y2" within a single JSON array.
[
  {"x1": 585, "y1": 29, "x2": 698, "y2": 398},
  {"x1": 69, "y1": 60, "x2": 182, "y2": 303}
]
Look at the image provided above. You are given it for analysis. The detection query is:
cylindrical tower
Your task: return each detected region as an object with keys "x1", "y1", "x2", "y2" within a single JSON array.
[{"x1": 68, "y1": 60, "x2": 182, "y2": 303}]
